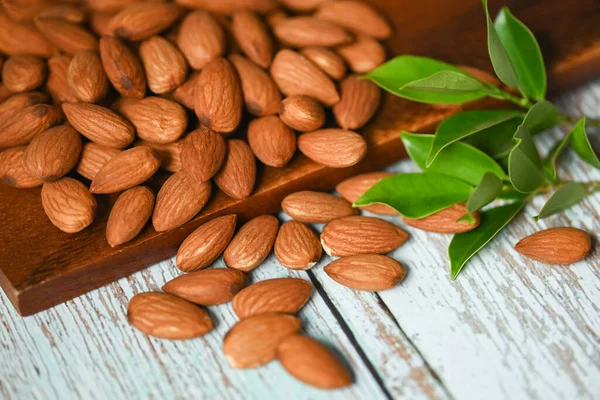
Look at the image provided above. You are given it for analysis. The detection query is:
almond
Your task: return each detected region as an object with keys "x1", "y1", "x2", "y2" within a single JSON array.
[
  {"x1": 224, "y1": 215, "x2": 279, "y2": 271},
  {"x1": 2, "y1": 55, "x2": 47, "y2": 93},
  {"x1": 223, "y1": 313, "x2": 301, "y2": 369},
  {"x1": 300, "y1": 47, "x2": 347, "y2": 81},
  {"x1": 175, "y1": 0, "x2": 277, "y2": 14},
  {"x1": 87, "y1": 0, "x2": 139, "y2": 13},
  {"x1": 127, "y1": 292, "x2": 213, "y2": 340},
  {"x1": 0, "y1": 91, "x2": 49, "y2": 125},
  {"x1": 2, "y1": 0, "x2": 52, "y2": 24},
  {"x1": 139, "y1": 36, "x2": 188, "y2": 94},
  {"x1": 108, "y1": 3, "x2": 181, "y2": 41},
  {"x1": 34, "y1": 17, "x2": 98, "y2": 54},
  {"x1": 106, "y1": 186, "x2": 154, "y2": 247},
  {"x1": 172, "y1": 71, "x2": 200, "y2": 109},
  {"x1": 324, "y1": 254, "x2": 406, "y2": 291},
  {"x1": 277, "y1": 334, "x2": 352, "y2": 389},
  {"x1": 41, "y1": 177, "x2": 97, "y2": 233},
  {"x1": 162, "y1": 268, "x2": 246, "y2": 306},
  {"x1": 113, "y1": 97, "x2": 187, "y2": 144},
  {"x1": 67, "y1": 51, "x2": 109, "y2": 103},
  {"x1": 265, "y1": 9, "x2": 288, "y2": 28},
  {"x1": 247, "y1": 115, "x2": 296, "y2": 168},
  {"x1": 297, "y1": 128, "x2": 367, "y2": 168},
  {"x1": 180, "y1": 126, "x2": 226, "y2": 183},
  {"x1": 270, "y1": 50, "x2": 339, "y2": 106},
  {"x1": 337, "y1": 34, "x2": 386, "y2": 73},
  {"x1": 23, "y1": 125, "x2": 82, "y2": 182},
  {"x1": 321, "y1": 216, "x2": 409, "y2": 256},
  {"x1": 273, "y1": 17, "x2": 352, "y2": 48},
  {"x1": 46, "y1": 55, "x2": 79, "y2": 104},
  {"x1": 514, "y1": 227, "x2": 592, "y2": 264},
  {"x1": 336, "y1": 172, "x2": 397, "y2": 215},
  {"x1": 315, "y1": 1, "x2": 392, "y2": 39},
  {"x1": 0, "y1": 147, "x2": 43, "y2": 188},
  {"x1": 135, "y1": 140, "x2": 183, "y2": 173},
  {"x1": 278, "y1": 95, "x2": 325, "y2": 132},
  {"x1": 75, "y1": 142, "x2": 121, "y2": 180},
  {"x1": 403, "y1": 203, "x2": 481, "y2": 234},
  {"x1": 0, "y1": 84, "x2": 10, "y2": 103},
  {"x1": 229, "y1": 54, "x2": 281, "y2": 117},
  {"x1": 90, "y1": 11, "x2": 115, "y2": 37},
  {"x1": 333, "y1": 75, "x2": 381, "y2": 130},
  {"x1": 0, "y1": 11, "x2": 56, "y2": 58},
  {"x1": 231, "y1": 11, "x2": 274, "y2": 68},
  {"x1": 37, "y1": 5, "x2": 87, "y2": 24},
  {"x1": 0, "y1": 104, "x2": 63, "y2": 148},
  {"x1": 282, "y1": 191, "x2": 358, "y2": 223},
  {"x1": 232, "y1": 278, "x2": 311, "y2": 318},
  {"x1": 177, "y1": 10, "x2": 225, "y2": 70},
  {"x1": 99, "y1": 35, "x2": 146, "y2": 99},
  {"x1": 176, "y1": 214, "x2": 237, "y2": 272},
  {"x1": 152, "y1": 171, "x2": 211, "y2": 232},
  {"x1": 279, "y1": 0, "x2": 329, "y2": 12},
  {"x1": 213, "y1": 139, "x2": 256, "y2": 200},
  {"x1": 194, "y1": 57, "x2": 243, "y2": 133},
  {"x1": 274, "y1": 220, "x2": 322, "y2": 270}
]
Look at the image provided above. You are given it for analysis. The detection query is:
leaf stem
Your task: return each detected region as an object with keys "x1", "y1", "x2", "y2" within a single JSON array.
[{"x1": 532, "y1": 180, "x2": 600, "y2": 197}]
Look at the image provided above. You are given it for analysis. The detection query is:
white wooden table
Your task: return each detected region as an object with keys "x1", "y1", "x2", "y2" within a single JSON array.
[{"x1": 2, "y1": 83, "x2": 599, "y2": 400}]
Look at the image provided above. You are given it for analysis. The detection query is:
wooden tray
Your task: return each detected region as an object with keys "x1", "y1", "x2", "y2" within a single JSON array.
[{"x1": 1, "y1": 0, "x2": 600, "y2": 316}]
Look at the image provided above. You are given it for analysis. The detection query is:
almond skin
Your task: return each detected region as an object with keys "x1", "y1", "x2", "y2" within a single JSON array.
[
  {"x1": 223, "y1": 313, "x2": 301, "y2": 369},
  {"x1": 2, "y1": 55, "x2": 47, "y2": 93},
  {"x1": 176, "y1": 214, "x2": 237, "y2": 272},
  {"x1": 0, "y1": 11, "x2": 56, "y2": 58},
  {"x1": 172, "y1": 71, "x2": 200, "y2": 109},
  {"x1": 224, "y1": 215, "x2": 279, "y2": 271},
  {"x1": 229, "y1": 54, "x2": 281, "y2": 117},
  {"x1": 515, "y1": 227, "x2": 592, "y2": 264},
  {"x1": 274, "y1": 16, "x2": 352, "y2": 48},
  {"x1": 232, "y1": 278, "x2": 311, "y2": 318},
  {"x1": 403, "y1": 203, "x2": 481, "y2": 234},
  {"x1": 279, "y1": 95, "x2": 325, "y2": 132},
  {"x1": 99, "y1": 35, "x2": 146, "y2": 99},
  {"x1": 90, "y1": 146, "x2": 161, "y2": 194},
  {"x1": 181, "y1": 126, "x2": 226, "y2": 183},
  {"x1": 75, "y1": 142, "x2": 121, "y2": 181},
  {"x1": 274, "y1": 220, "x2": 322, "y2": 270},
  {"x1": 321, "y1": 216, "x2": 409, "y2": 256},
  {"x1": 41, "y1": 177, "x2": 97, "y2": 233},
  {"x1": 270, "y1": 50, "x2": 339, "y2": 106},
  {"x1": 334, "y1": 75, "x2": 381, "y2": 130},
  {"x1": 297, "y1": 128, "x2": 367, "y2": 168},
  {"x1": 213, "y1": 139, "x2": 256, "y2": 200},
  {"x1": 282, "y1": 191, "x2": 358, "y2": 223},
  {"x1": 0, "y1": 91, "x2": 49, "y2": 125},
  {"x1": 300, "y1": 47, "x2": 347, "y2": 81},
  {"x1": 277, "y1": 334, "x2": 352, "y2": 389},
  {"x1": 152, "y1": 172, "x2": 211, "y2": 232},
  {"x1": 177, "y1": 10, "x2": 225, "y2": 70},
  {"x1": 127, "y1": 292, "x2": 213, "y2": 340},
  {"x1": 67, "y1": 51, "x2": 109, "y2": 103},
  {"x1": 23, "y1": 125, "x2": 82, "y2": 182},
  {"x1": 0, "y1": 104, "x2": 63, "y2": 148},
  {"x1": 108, "y1": 3, "x2": 182, "y2": 41},
  {"x1": 231, "y1": 11, "x2": 274, "y2": 68},
  {"x1": 194, "y1": 57, "x2": 243, "y2": 133},
  {"x1": 0, "y1": 147, "x2": 43, "y2": 188},
  {"x1": 46, "y1": 55, "x2": 79, "y2": 104},
  {"x1": 139, "y1": 36, "x2": 188, "y2": 94},
  {"x1": 248, "y1": 115, "x2": 296, "y2": 168},
  {"x1": 62, "y1": 102, "x2": 135, "y2": 148},
  {"x1": 324, "y1": 254, "x2": 406, "y2": 291},
  {"x1": 337, "y1": 34, "x2": 386, "y2": 73},
  {"x1": 162, "y1": 269, "x2": 246, "y2": 306},
  {"x1": 34, "y1": 17, "x2": 98, "y2": 54},
  {"x1": 135, "y1": 140, "x2": 183, "y2": 173},
  {"x1": 336, "y1": 172, "x2": 397, "y2": 215},
  {"x1": 106, "y1": 186, "x2": 154, "y2": 247},
  {"x1": 315, "y1": 1, "x2": 392, "y2": 39}
]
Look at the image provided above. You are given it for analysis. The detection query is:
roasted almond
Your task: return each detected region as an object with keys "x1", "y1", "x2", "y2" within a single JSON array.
[
  {"x1": 152, "y1": 171, "x2": 212, "y2": 232},
  {"x1": 297, "y1": 128, "x2": 367, "y2": 168},
  {"x1": 87, "y1": 0, "x2": 139, "y2": 13},
  {"x1": 232, "y1": 278, "x2": 311, "y2": 318},
  {"x1": 34, "y1": 17, "x2": 98, "y2": 54},
  {"x1": 0, "y1": 91, "x2": 49, "y2": 125},
  {"x1": 127, "y1": 292, "x2": 213, "y2": 340},
  {"x1": 90, "y1": 146, "x2": 160, "y2": 194},
  {"x1": 99, "y1": 35, "x2": 146, "y2": 99},
  {"x1": 274, "y1": 220, "x2": 322, "y2": 270},
  {"x1": 247, "y1": 115, "x2": 296, "y2": 167},
  {"x1": 139, "y1": 36, "x2": 188, "y2": 94},
  {"x1": 37, "y1": 4, "x2": 87, "y2": 24},
  {"x1": 108, "y1": 3, "x2": 181, "y2": 41},
  {"x1": 0, "y1": 147, "x2": 43, "y2": 188},
  {"x1": 321, "y1": 216, "x2": 409, "y2": 256},
  {"x1": 403, "y1": 203, "x2": 481, "y2": 234},
  {"x1": 223, "y1": 313, "x2": 301, "y2": 369},
  {"x1": 265, "y1": 9, "x2": 288, "y2": 28},
  {"x1": 273, "y1": 17, "x2": 352, "y2": 47},
  {"x1": 176, "y1": 214, "x2": 237, "y2": 272},
  {"x1": 41, "y1": 177, "x2": 97, "y2": 233},
  {"x1": 180, "y1": 126, "x2": 226, "y2": 183},
  {"x1": 0, "y1": 104, "x2": 63, "y2": 148},
  {"x1": 0, "y1": 84, "x2": 10, "y2": 103},
  {"x1": 90, "y1": 11, "x2": 115, "y2": 37},
  {"x1": 229, "y1": 54, "x2": 281, "y2": 117},
  {"x1": 300, "y1": 47, "x2": 347, "y2": 81},
  {"x1": 277, "y1": 334, "x2": 352, "y2": 389},
  {"x1": 270, "y1": 50, "x2": 339, "y2": 106},
  {"x1": 0, "y1": 11, "x2": 56, "y2": 57},
  {"x1": 2, "y1": 0, "x2": 53, "y2": 24},
  {"x1": 279, "y1": 95, "x2": 325, "y2": 132},
  {"x1": 324, "y1": 254, "x2": 406, "y2": 291},
  {"x1": 337, "y1": 34, "x2": 386, "y2": 73},
  {"x1": 515, "y1": 227, "x2": 592, "y2": 264},
  {"x1": 231, "y1": 11, "x2": 274, "y2": 68},
  {"x1": 333, "y1": 75, "x2": 381, "y2": 130},
  {"x1": 213, "y1": 139, "x2": 256, "y2": 200},
  {"x1": 163, "y1": 268, "x2": 246, "y2": 306},
  {"x1": 336, "y1": 172, "x2": 397, "y2": 215},
  {"x1": 177, "y1": 10, "x2": 225, "y2": 70},
  {"x1": 106, "y1": 186, "x2": 155, "y2": 247},
  {"x1": 46, "y1": 55, "x2": 79, "y2": 104},
  {"x1": 2, "y1": 55, "x2": 47, "y2": 93},
  {"x1": 75, "y1": 142, "x2": 121, "y2": 180},
  {"x1": 316, "y1": 1, "x2": 392, "y2": 39},
  {"x1": 282, "y1": 191, "x2": 358, "y2": 223},
  {"x1": 175, "y1": 0, "x2": 277, "y2": 14},
  {"x1": 172, "y1": 71, "x2": 200, "y2": 109},
  {"x1": 23, "y1": 125, "x2": 82, "y2": 182},
  {"x1": 224, "y1": 215, "x2": 279, "y2": 271},
  {"x1": 279, "y1": 0, "x2": 329, "y2": 12},
  {"x1": 67, "y1": 50, "x2": 109, "y2": 103},
  {"x1": 135, "y1": 140, "x2": 183, "y2": 173}
]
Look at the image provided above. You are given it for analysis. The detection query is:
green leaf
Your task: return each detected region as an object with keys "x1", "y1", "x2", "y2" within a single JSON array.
[
  {"x1": 466, "y1": 117, "x2": 523, "y2": 159},
  {"x1": 427, "y1": 110, "x2": 523, "y2": 165},
  {"x1": 521, "y1": 100, "x2": 558, "y2": 133},
  {"x1": 542, "y1": 134, "x2": 571, "y2": 181},
  {"x1": 401, "y1": 132, "x2": 506, "y2": 186},
  {"x1": 571, "y1": 118, "x2": 600, "y2": 169},
  {"x1": 534, "y1": 182, "x2": 588, "y2": 220},
  {"x1": 354, "y1": 172, "x2": 473, "y2": 218},
  {"x1": 449, "y1": 201, "x2": 524, "y2": 279},
  {"x1": 482, "y1": 0, "x2": 519, "y2": 88},
  {"x1": 494, "y1": 7, "x2": 546, "y2": 101},
  {"x1": 466, "y1": 172, "x2": 503, "y2": 213},
  {"x1": 364, "y1": 55, "x2": 490, "y2": 104}
]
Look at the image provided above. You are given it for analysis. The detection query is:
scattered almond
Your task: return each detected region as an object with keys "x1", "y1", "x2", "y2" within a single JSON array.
[
  {"x1": 324, "y1": 254, "x2": 406, "y2": 291},
  {"x1": 177, "y1": 10, "x2": 225, "y2": 70},
  {"x1": 175, "y1": 0, "x2": 278, "y2": 14},
  {"x1": 232, "y1": 278, "x2": 311, "y2": 318},
  {"x1": 46, "y1": 55, "x2": 79, "y2": 104},
  {"x1": 99, "y1": 35, "x2": 146, "y2": 99},
  {"x1": 41, "y1": 177, "x2": 97, "y2": 233},
  {"x1": 87, "y1": 0, "x2": 138, "y2": 13},
  {"x1": 90, "y1": 11, "x2": 114, "y2": 36},
  {"x1": 0, "y1": 11, "x2": 56, "y2": 57},
  {"x1": 38, "y1": 5, "x2": 87, "y2": 24},
  {"x1": 229, "y1": 54, "x2": 281, "y2": 117},
  {"x1": 2, "y1": 55, "x2": 47, "y2": 93},
  {"x1": 300, "y1": 47, "x2": 347, "y2": 81},
  {"x1": 0, "y1": 91, "x2": 49, "y2": 125},
  {"x1": 336, "y1": 172, "x2": 397, "y2": 215},
  {"x1": 279, "y1": 0, "x2": 330, "y2": 12},
  {"x1": 139, "y1": 36, "x2": 188, "y2": 94},
  {"x1": 231, "y1": 11, "x2": 274, "y2": 68},
  {"x1": 213, "y1": 139, "x2": 256, "y2": 199},
  {"x1": 333, "y1": 75, "x2": 381, "y2": 130},
  {"x1": 279, "y1": 95, "x2": 325, "y2": 132},
  {"x1": 403, "y1": 203, "x2": 480, "y2": 234},
  {"x1": 34, "y1": 17, "x2": 98, "y2": 54},
  {"x1": 515, "y1": 227, "x2": 592, "y2": 264},
  {"x1": 224, "y1": 215, "x2": 279, "y2": 271},
  {"x1": 248, "y1": 115, "x2": 296, "y2": 167},
  {"x1": 274, "y1": 220, "x2": 322, "y2": 270},
  {"x1": 0, "y1": 147, "x2": 43, "y2": 188},
  {"x1": 265, "y1": 9, "x2": 288, "y2": 27},
  {"x1": 282, "y1": 191, "x2": 358, "y2": 223},
  {"x1": 315, "y1": 0, "x2": 392, "y2": 39},
  {"x1": 181, "y1": 126, "x2": 226, "y2": 183},
  {"x1": 67, "y1": 51, "x2": 109, "y2": 103},
  {"x1": 337, "y1": 34, "x2": 386, "y2": 73},
  {"x1": 135, "y1": 140, "x2": 183, "y2": 172},
  {"x1": 106, "y1": 186, "x2": 154, "y2": 247},
  {"x1": 297, "y1": 128, "x2": 367, "y2": 168},
  {"x1": 172, "y1": 71, "x2": 200, "y2": 109},
  {"x1": 75, "y1": 142, "x2": 121, "y2": 181},
  {"x1": 0, "y1": 104, "x2": 63, "y2": 148},
  {"x1": 108, "y1": 3, "x2": 181, "y2": 41},
  {"x1": 274, "y1": 17, "x2": 352, "y2": 47},
  {"x1": 163, "y1": 268, "x2": 246, "y2": 306}
]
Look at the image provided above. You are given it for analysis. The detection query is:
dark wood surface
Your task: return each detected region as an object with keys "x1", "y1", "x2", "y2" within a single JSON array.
[{"x1": 1, "y1": 0, "x2": 600, "y2": 316}]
